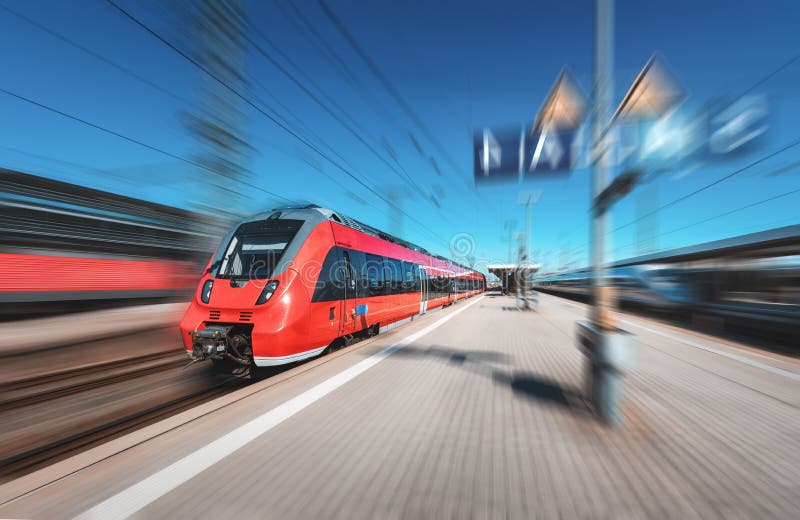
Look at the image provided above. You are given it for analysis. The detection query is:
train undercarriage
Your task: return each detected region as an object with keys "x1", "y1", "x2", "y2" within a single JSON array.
[{"x1": 189, "y1": 322, "x2": 380, "y2": 379}]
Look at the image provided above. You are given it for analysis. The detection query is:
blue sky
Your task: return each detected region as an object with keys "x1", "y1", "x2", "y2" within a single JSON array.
[{"x1": 1, "y1": 0, "x2": 798, "y2": 273}]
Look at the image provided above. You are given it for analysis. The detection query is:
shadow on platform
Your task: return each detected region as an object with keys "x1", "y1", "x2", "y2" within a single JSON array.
[
  {"x1": 492, "y1": 371, "x2": 580, "y2": 409},
  {"x1": 393, "y1": 345, "x2": 586, "y2": 413},
  {"x1": 390, "y1": 346, "x2": 512, "y2": 365}
]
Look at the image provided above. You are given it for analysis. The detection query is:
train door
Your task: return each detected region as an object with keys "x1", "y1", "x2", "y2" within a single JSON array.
[
  {"x1": 340, "y1": 250, "x2": 359, "y2": 335},
  {"x1": 419, "y1": 266, "x2": 428, "y2": 314},
  {"x1": 449, "y1": 276, "x2": 456, "y2": 305}
]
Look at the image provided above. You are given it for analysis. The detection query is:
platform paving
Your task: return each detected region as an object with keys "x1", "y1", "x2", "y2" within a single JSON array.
[{"x1": 1, "y1": 293, "x2": 798, "y2": 519}]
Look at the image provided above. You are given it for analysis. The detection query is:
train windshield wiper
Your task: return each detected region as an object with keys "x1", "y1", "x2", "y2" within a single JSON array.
[{"x1": 205, "y1": 260, "x2": 222, "y2": 275}]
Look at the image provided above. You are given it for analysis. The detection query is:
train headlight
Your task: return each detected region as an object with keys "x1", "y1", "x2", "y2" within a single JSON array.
[
  {"x1": 200, "y1": 280, "x2": 214, "y2": 303},
  {"x1": 256, "y1": 280, "x2": 279, "y2": 305}
]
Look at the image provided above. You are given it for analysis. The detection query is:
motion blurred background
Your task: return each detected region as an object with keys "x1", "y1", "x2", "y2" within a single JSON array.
[
  {"x1": 0, "y1": 0, "x2": 799, "y2": 484},
  {"x1": 0, "y1": 0, "x2": 797, "y2": 321}
]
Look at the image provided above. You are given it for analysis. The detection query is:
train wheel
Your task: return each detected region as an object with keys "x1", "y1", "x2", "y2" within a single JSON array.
[
  {"x1": 210, "y1": 358, "x2": 236, "y2": 375},
  {"x1": 326, "y1": 338, "x2": 345, "y2": 354},
  {"x1": 249, "y1": 365, "x2": 281, "y2": 382}
]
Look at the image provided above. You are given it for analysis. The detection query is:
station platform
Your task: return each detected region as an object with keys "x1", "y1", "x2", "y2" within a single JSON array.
[{"x1": 1, "y1": 293, "x2": 798, "y2": 518}]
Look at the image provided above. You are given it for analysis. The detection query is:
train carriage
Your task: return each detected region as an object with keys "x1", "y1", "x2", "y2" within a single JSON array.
[{"x1": 180, "y1": 206, "x2": 485, "y2": 375}]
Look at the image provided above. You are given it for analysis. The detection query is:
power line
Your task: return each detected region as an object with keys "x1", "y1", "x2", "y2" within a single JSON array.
[
  {"x1": 243, "y1": 27, "x2": 426, "y2": 193},
  {"x1": 610, "y1": 50, "x2": 800, "y2": 233},
  {"x1": 316, "y1": 1, "x2": 465, "y2": 181},
  {"x1": 0, "y1": 144, "x2": 112, "y2": 177},
  {"x1": 276, "y1": 0, "x2": 362, "y2": 87},
  {"x1": 0, "y1": 2, "x2": 190, "y2": 106},
  {"x1": 737, "y1": 53, "x2": 800, "y2": 99},
  {"x1": 612, "y1": 137, "x2": 800, "y2": 234},
  {"x1": 0, "y1": 86, "x2": 292, "y2": 203},
  {"x1": 277, "y1": 0, "x2": 474, "y2": 224},
  {"x1": 612, "y1": 186, "x2": 800, "y2": 257},
  {"x1": 558, "y1": 50, "x2": 800, "y2": 266},
  {"x1": 102, "y1": 0, "x2": 453, "y2": 249},
  {"x1": 278, "y1": 0, "x2": 407, "y2": 135}
]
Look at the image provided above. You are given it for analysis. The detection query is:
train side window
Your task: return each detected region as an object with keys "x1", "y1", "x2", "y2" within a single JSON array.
[
  {"x1": 311, "y1": 247, "x2": 344, "y2": 302},
  {"x1": 381, "y1": 257, "x2": 393, "y2": 295},
  {"x1": 388, "y1": 258, "x2": 404, "y2": 293},
  {"x1": 402, "y1": 262, "x2": 417, "y2": 292},
  {"x1": 364, "y1": 253, "x2": 384, "y2": 297},
  {"x1": 422, "y1": 268, "x2": 432, "y2": 301},
  {"x1": 342, "y1": 250, "x2": 356, "y2": 296},
  {"x1": 420, "y1": 269, "x2": 433, "y2": 300},
  {"x1": 348, "y1": 250, "x2": 368, "y2": 298}
]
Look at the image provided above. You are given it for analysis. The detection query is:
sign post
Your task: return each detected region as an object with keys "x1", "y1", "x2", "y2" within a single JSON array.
[
  {"x1": 578, "y1": 4, "x2": 683, "y2": 426},
  {"x1": 575, "y1": 0, "x2": 633, "y2": 426},
  {"x1": 472, "y1": 0, "x2": 689, "y2": 426}
]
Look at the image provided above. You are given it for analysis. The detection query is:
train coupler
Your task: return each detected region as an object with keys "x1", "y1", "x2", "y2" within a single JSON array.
[
  {"x1": 190, "y1": 324, "x2": 254, "y2": 366},
  {"x1": 190, "y1": 325, "x2": 233, "y2": 361}
]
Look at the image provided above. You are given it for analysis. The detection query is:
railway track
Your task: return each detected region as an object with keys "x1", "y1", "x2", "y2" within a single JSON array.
[
  {"x1": 0, "y1": 345, "x2": 248, "y2": 483},
  {"x1": 536, "y1": 288, "x2": 798, "y2": 351},
  {"x1": 0, "y1": 376, "x2": 243, "y2": 482},
  {"x1": 0, "y1": 350, "x2": 187, "y2": 411}
]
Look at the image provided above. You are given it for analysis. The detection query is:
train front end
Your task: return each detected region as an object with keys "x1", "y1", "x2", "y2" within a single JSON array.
[{"x1": 179, "y1": 208, "x2": 327, "y2": 374}]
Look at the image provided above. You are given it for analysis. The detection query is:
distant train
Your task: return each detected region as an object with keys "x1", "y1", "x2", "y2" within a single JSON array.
[
  {"x1": 534, "y1": 265, "x2": 691, "y2": 309},
  {"x1": 535, "y1": 255, "x2": 800, "y2": 333},
  {"x1": 0, "y1": 169, "x2": 213, "y2": 316},
  {"x1": 180, "y1": 206, "x2": 485, "y2": 375}
]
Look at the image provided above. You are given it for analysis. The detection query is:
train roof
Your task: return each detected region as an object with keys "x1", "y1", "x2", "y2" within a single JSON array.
[
  {"x1": 612, "y1": 225, "x2": 800, "y2": 267},
  {"x1": 1, "y1": 168, "x2": 202, "y2": 226},
  {"x1": 250, "y1": 205, "x2": 480, "y2": 274},
  {"x1": 535, "y1": 225, "x2": 800, "y2": 281}
]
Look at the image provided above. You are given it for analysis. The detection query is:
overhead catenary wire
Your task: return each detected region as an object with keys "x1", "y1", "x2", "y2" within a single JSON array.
[
  {"x1": 278, "y1": 0, "x2": 408, "y2": 140},
  {"x1": 275, "y1": 0, "x2": 471, "y2": 227},
  {"x1": 559, "y1": 51, "x2": 800, "y2": 263},
  {"x1": 0, "y1": 86, "x2": 293, "y2": 204},
  {"x1": 277, "y1": 0, "x2": 363, "y2": 88},
  {"x1": 612, "y1": 136, "x2": 800, "y2": 234},
  {"x1": 737, "y1": 53, "x2": 800, "y2": 99},
  {"x1": 245, "y1": 32, "x2": 468, "y2": 231},
  {"x1": 609, "y1": 50, "x2": 800, "y2": 234},
  {"x1": 0, "y1": 2, "x2": 191, "y2": 106},
  {"x1": 3, "y1": 1, "x2": 421, "y2": 233},
  {"x1": 611, "y1": 185, "x2": 800, "y2": 257},
  {"x1": 316, "y1": 0, "x2": 466, "y2": 182},
  {"x1": 102, "y1": 0, "x2": 454, "y2": 250},
  {"x1": 242, "y1": 28, "x2": 427, "y2": 194}
]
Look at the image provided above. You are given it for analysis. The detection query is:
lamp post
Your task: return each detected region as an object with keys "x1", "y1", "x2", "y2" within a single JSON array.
[
  {"x1": 516, "y1": 190, "x2": 541, "y2": 309},
  {"x1": 577, "y1": 0, "x2": 684, "y2": 426},
  {"x1": 505, "y1": 220, "x2": 516, "y2": 264},
  {"x1": 591, "y1": 0, "x2": 614, "y2": 331},
  {"x1": 572, "y1": 0, "x2": 634, "y2": 427}
]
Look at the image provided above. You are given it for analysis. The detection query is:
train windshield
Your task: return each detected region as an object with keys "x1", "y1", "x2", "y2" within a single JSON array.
[{"x1": 215, "y1": 219, "x2": 303, "y2": 279}]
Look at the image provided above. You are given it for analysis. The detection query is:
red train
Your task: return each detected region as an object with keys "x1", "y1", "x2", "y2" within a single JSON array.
[
  {"x1": 1, "y1": 169, "x2": 212, "y2": 317},
  {"x1": 180, "y1": 206, "x2": 486, "y2": 375}
]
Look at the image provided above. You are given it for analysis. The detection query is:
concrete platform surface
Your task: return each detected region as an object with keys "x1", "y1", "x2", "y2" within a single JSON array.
[
  {"x1": 1, "y1": 302, "x2": 189, "y2": 356},
  {"x1": 1, "y1": 293, "x2": 798, "y2": 519}
]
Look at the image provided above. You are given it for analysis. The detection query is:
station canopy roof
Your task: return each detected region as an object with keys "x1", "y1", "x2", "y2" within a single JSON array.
[{"x1": 487, "y1": 263, "x2": 540, "y2": 277}]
